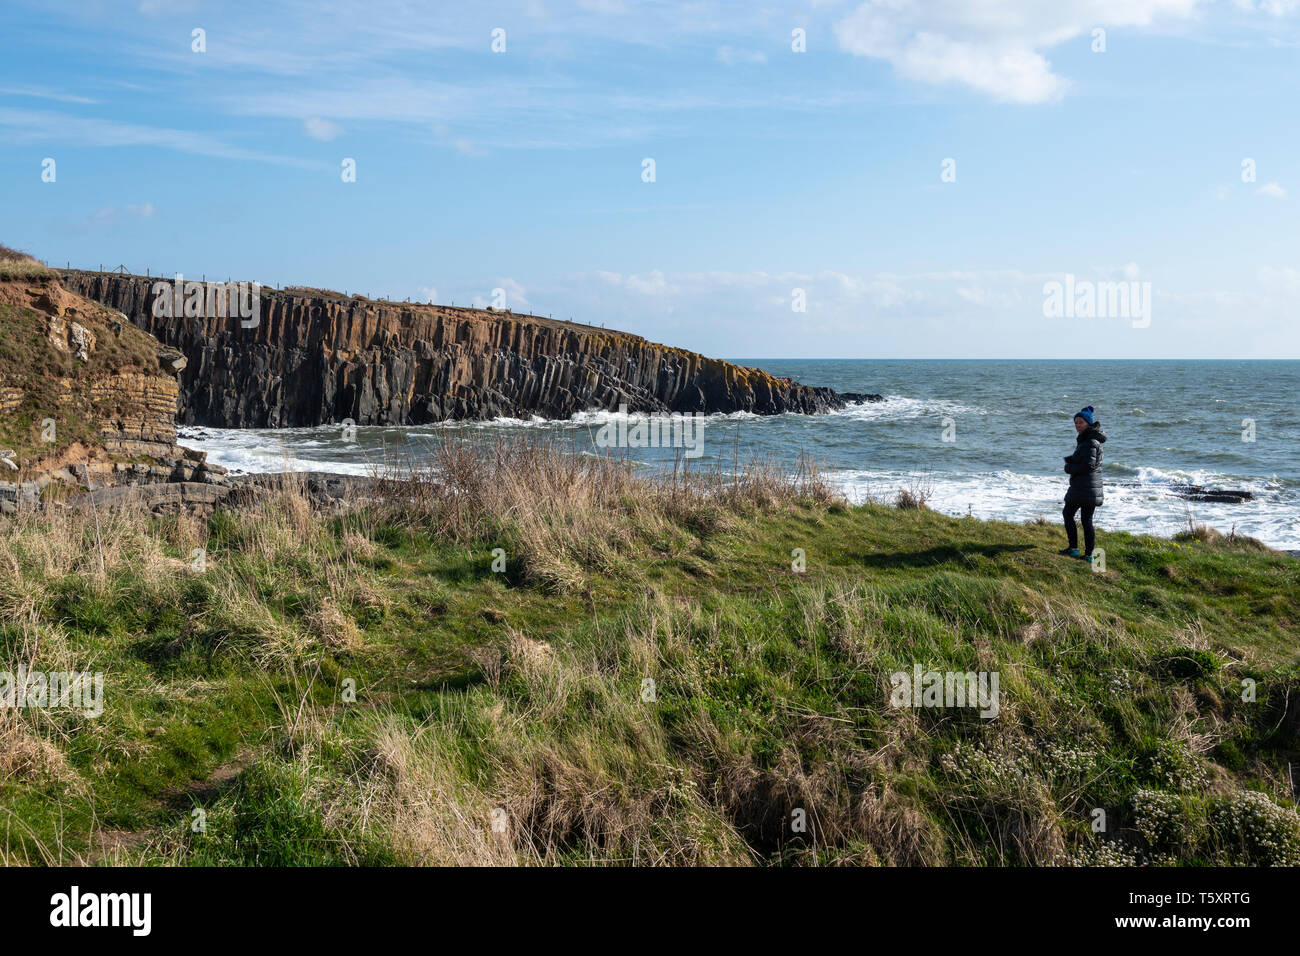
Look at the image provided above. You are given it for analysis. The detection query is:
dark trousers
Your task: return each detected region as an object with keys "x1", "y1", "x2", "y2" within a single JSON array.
[{"x1": 1063, "y1": 503, "x2": 1096, "y2": 554}]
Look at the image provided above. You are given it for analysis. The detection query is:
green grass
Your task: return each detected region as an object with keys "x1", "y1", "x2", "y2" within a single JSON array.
[{"x1": 1, "y1": 468, "x2": 1297, "y2": 866}]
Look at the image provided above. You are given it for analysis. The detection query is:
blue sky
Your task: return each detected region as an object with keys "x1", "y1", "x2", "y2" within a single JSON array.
[{"x1": 2, "y1": 0, "x2": 1298, "y2": 358}]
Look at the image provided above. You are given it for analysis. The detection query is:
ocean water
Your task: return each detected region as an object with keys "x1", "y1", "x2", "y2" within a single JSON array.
[{"x1": 176, "y1": 360, "x2": 1300, "y2": 550}]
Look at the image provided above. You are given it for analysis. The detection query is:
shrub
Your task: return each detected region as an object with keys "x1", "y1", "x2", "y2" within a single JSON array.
[{"x1": 1207, "y1": 790, "x2": 1300, "y2": 866}]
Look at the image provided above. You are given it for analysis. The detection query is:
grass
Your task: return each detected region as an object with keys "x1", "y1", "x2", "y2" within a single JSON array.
[
  {"x1": 1, "y1": 436, "x2": 1297, "y2": 866},
  {"x1": 0, "y1": 245, "x2": 56, "y2": 282}
]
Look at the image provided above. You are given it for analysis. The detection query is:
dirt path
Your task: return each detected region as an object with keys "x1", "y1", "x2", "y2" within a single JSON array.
[{"x1": 81, "y1": 750, "x2": 254, "y2": 866}]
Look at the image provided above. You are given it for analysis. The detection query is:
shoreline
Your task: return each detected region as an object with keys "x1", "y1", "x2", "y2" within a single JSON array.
[{"x1": 173, "y1": 426, "x2": 1300, "y2": 552}]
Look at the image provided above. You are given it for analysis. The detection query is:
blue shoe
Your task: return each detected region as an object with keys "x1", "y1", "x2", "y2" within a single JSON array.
[{"x1": 1058, "y1": 547, "x2": 1081, "y2": 557}]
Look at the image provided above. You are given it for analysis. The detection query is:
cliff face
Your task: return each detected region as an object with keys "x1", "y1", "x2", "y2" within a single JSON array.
[
  {"x1": 62, "y1": 272, "x2": 873, "y2": 428},
  {"x1": 0, "y1": 268, "x2": 221, "y2": 511}
]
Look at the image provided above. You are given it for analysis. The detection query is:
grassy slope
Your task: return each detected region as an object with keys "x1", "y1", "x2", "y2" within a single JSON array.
[{"x1": 1, "y1": 459, "x2": 1298, "y2": 866}]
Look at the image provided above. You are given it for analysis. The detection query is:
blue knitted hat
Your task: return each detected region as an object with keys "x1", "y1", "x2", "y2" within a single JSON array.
[{"x1": 1074, "y1": 406, "x2": 1095, "y2": 425}]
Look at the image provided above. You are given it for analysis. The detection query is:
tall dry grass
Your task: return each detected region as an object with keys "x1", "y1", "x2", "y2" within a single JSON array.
[{"x1": 370, "y1": 432, "x2": 841, "y2": 591}]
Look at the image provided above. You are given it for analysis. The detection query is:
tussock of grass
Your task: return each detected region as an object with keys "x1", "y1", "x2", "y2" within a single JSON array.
[
  {"x1": 893, "y1": 473, "x2": 934, "y2": 511},
  {"x1": 0, "y1": 245, "x2": 56, "y2": 281},
  {"x1": 0, "y1": 261, "x2": 58, "y2": 282},
  {"x1": 1175, "y1": 523, "x2": 1271, "y2": 552},
  {"x1": 372, "y1": 434, "x2": 838, "y2": 593}
]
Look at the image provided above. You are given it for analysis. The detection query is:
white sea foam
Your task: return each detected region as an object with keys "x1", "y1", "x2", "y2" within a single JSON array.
[
  {"x1": 179, "y1": 410, "x2": 1300, "y2": 550},
  {"x1": 178, "y1": 427, "x2": 376, "y2": 477},
  {"x1": 829, "y1": 468, "x2": 1298, "y2": 550},
  {"x1": 828, "y1": 394, "x2": 984, "y2": 422}
]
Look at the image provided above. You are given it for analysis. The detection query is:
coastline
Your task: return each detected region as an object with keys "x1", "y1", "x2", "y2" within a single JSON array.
[{"x1": 173, "y1": 422, "x2": 1300, "y2": 553}]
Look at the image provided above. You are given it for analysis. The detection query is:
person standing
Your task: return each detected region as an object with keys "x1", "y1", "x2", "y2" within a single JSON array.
[{"x1": 1061, "y1": 405, "x2": 1106, "y2": 562}]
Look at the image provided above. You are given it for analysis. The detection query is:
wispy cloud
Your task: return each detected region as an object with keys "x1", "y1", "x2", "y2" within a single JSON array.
[
  {"x1": 82, "y1": 202, "x2": 158, "y2": 228},
  {"x1": 302, "y1": 116, "x2": 343, "y2": 141},
  {"x1": 0, "y1": 107, "x2": 324, "y2": 167},
  {"x1": 0, "y1": 86, "x2": 98, "y2": 104}
]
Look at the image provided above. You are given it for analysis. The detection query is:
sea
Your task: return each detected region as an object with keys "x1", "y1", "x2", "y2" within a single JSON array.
[{"x1": 176, "y1": 360, "x2": 1300, "y2": 551}]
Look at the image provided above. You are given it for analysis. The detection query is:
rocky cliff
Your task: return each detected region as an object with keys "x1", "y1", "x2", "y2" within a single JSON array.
[
  {"x1": 62, "y1": 272, "x2": 878, "y2": 428},
  {"x1": 0, "y1": 259, "x2": 222, "y2": 512}
]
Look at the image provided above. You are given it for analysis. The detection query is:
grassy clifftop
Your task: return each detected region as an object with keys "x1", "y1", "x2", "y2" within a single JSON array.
[{"x1": 1, "y1": 438, "x2": 1297, "y2": 866}]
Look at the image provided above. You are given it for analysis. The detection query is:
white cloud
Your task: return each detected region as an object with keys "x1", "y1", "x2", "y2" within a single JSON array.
[
  {"x1": 402, "y1": 264, "x2": 1300, "y2": 357},
  {"x1": 1233, "y1": 0, "x2": 1300, "y2": 14},
  {"x1": 496, "y1": 278, "x2": 531, "y2": 310},
  {"x1": 81, "y1": 203, "x2": 158, "y2": 227},
  {"x1": 302, "y1": 116, "x2": 343, "y2": 141},
  {"x1": 447, "y1": 278, "x2": 532, "y2": 311},
  {"x1": 1257, "y1": 266, "x2": 1300, "y2": 291},
  {"x1": 1257, "y1": 181, "x2": 1287, "y2": 198},
  {"x1": 834, "y1": 0, "x2": 1204, "y2": 103}
]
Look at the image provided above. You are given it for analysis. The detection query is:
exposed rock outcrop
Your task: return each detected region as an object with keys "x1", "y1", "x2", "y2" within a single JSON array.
[
  {"x1": 0, "y1": 262, "x2": 226, "y2": 513},
  {"x1": 1171, "y1": 484, "x2": 1255, "y2": 504},
  {"x1": 69, "y1": 471, "x2": 376, "y2": 518},
  {"x1": 62, "y1": 272, "x2": 881, "y2": 428}
]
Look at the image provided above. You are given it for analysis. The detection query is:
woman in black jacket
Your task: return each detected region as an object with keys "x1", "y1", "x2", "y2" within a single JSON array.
[{"x1": 1061, "y1": 405, "x2": 1106, "y2": 562}]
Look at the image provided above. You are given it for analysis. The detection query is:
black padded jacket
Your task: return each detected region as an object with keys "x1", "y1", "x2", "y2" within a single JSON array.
[{"x1": 1064, "y1": 425, "x2": 1106, "y2": 507}]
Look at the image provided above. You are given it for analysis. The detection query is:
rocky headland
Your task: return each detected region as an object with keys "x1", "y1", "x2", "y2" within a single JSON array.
[
  {"x1": 0, "y1": 253, "x2": 877, "y2": 512},
  {"x1": 61, "y1": 270, "x2": 880, "y2": 428}
]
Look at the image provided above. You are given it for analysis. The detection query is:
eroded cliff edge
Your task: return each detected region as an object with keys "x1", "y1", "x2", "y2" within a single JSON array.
[
  {"x1": 62, "y1": 271, "x2": 878, "y2": 428},
  {"x1": 0, "y1": 256, "x2": 224, "y2": 513}
]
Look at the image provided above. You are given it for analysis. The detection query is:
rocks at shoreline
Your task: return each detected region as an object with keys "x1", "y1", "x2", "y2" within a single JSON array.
[
  {"x1": 59, "y1": 471, "x2": 374, "y2": 517},
  {"x1": 1171, "y1": 484, "x2": 1256, "y2": 504},
  {"x1": 62, "y1": 272, "x2": 882, "y2": 427},
  {"x1": 0, "y1": 454, "x2": 228, "y2": 515}
]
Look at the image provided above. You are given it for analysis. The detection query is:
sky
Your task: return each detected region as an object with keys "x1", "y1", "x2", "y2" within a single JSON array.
[{"x1": 1, "y1": 0, "x2": 1298, "y2": 359}]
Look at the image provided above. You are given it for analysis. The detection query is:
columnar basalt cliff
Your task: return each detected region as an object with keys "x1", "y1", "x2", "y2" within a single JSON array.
[{"x1": 62, "y1": 271, "x2": 879, "y2": 428}]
